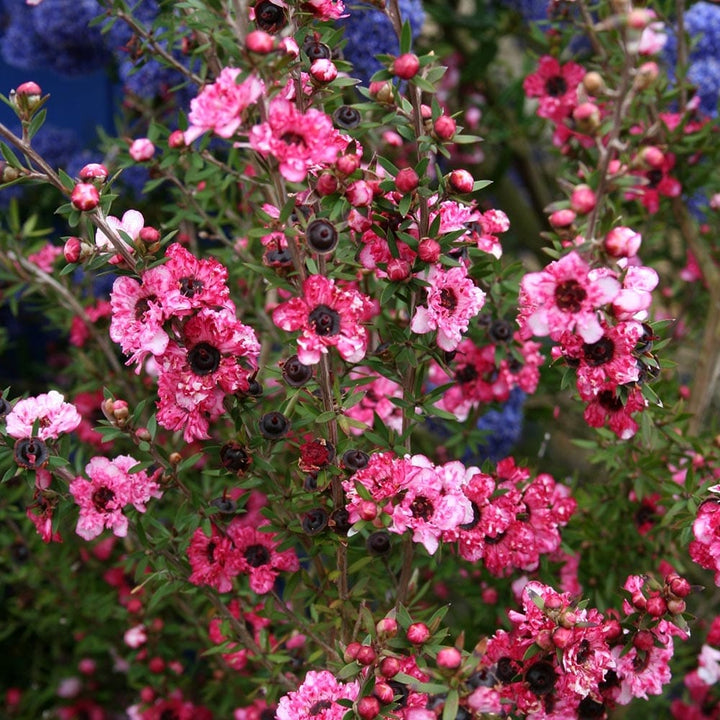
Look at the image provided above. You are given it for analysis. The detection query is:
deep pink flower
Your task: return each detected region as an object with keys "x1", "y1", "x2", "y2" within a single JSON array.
[
  {"x1": 6, "y1": 390, "x2": 81, "y2": 440},
  {"x1": 626, "y1": 152, "x2": 682, "y2": 214},
  {"x1": 584, "y1": 382, "x2": 647, "y2": 439},
  {"x1": 523, "y1": 55, "x2": 586, "y2": 123},
  {"x1": 344, "y1": 368, "x2": 404, "y2": 435},
  {"x1": 69, "y1": 455, "x2": 162, "y2": 541},
  {"x1": 187, "y1": 527, "x2": 242, "y2": 593},
  {"x1": 185, "y1": 68, "x2": 264, "y2": 144},
  {"x1": 250, "y1": 97, "x2": 348, "y2": 182},
  {"x1": 518, "y1": 251, "x2": 620, "y2": 344},
  {"x1": 411, "y1": 265, "x2": 486, "y2": 351},
  {"x1": 303, "y1": 0, "x2": 347, "y2": 20},
  {"x1": 226, "y1": 522, "x2": 299, "y2": 594},
  {"x1": 156, "y1": 307, "x2": 261, "y2": 441},
  {"x1": 272, "y1": 274, "x2": 375, "y2": 365},
  {"x1": 28, "y1": 243, "x2": 62, "y2": 272},
  {"x1": 208, "y1": 600, "x2": 270, "y2": 670},
  {"x1": 276, "y1": 670, "x2": 359, "y2": 720}
]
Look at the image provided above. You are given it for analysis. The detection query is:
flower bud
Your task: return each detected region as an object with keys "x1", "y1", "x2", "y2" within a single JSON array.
[
  {"x1": 434, "y1": 115, "x2": 457, "y2": 141},
  {"x1": 336, "y1": 153, "x2": 361, "y2": 176},
  {"x1": 448, "y1": 169, "x2": 474, "y2": 194},
  {"x1": 358, "y1": 500, "x2": 378, "y2": 521},
  {"x1": 310, "y1": 58, "x2": 338, "y2": 83},
  {"x1": 604, "y1": 226, "x2": 641, "y2": 258},
  {"x1": 633, "y1": 630, "x2": 655, "y2": 652},
  {"x1": 168, "y1": 130, "x2": 186, "y2": 149},
  {"x1": 129, "y1": 138, "x2": 155, "y2": 162},
  {"x1": 63, "y1": 236, "x2": 82, "y2": 263},
  {"x1": 645, "y1": 595, "x2": 667, "y2": 617},
  {"x1": 78, "y1": 163, "x2": 108, "y2": 182},
  {"x1": 667, "y1": 598, "x2": 686, "y2": 615},
  {"x1": 395, "y1": 167, "x2": 419, "y2": 193},
  {"x1": 345, "y1": 179, "x2": 374, "y2": 207},
  {"x1": 370, "y1": 81, "x2": 394, "y2": 104},
  {"x1": 376, "y1": 617, "x2": 399, "y2": 640},
  {"x1": 373, "y1": 681, "x2": 395, "y2": 703},
  {"x1": 13, "y1": 81, "x2": 43, "y2": 115},
  {"x1": 246, "y1": 29, "x2": 275, "y2": 53},
  {"x1": 316, "y1": 172, "x2": 338, "y2": 196},
  {"x1": 344, "y1": 642, "x2": 361, "y2": 662},
  {"x1": 357, "y1": 696, "x2": 381, "y2": 719},
  {"x1": 71, "y1": 183, "x2": 100, "y2": 211},
  {"x1": 573, "y1": 102, "x2": 601, "y2": 133},
  {"x1": 639, "y1": 145, "x2": 665, "y2": 169},
  {"x1": 436, "y1": 647, "x2": 462, "y2": 669},
  {"x1": 393, "y1": 53, "x2": 420, "y2": 79},
  {"x1": 570, "y1": 184, "x2": 596, "y2": 214},
  {"x1": 386, "y1": 257, "x2": 411, "y2": 282},
  {"x1": 583, "y1": 71, "x2": 605, "y2": 95},
  {"x1": 666, "y1": 573, "x2": 692, "y2": 598},
  {"x1": 418, "y1": 237, "x2": 440, "y2": 263},
  {"x1": 634, "y1": 61, "x2": 659, "y2": 90},
  {"x1": 379, "y1": 656, "x2": 401, "y2": 678},
  {"x1": 549, "y1": 209, "x2": 576, "y2": 228},
  {"x1": 406, "y1": 622, "x2": 430, "y2": 645},
  {"x1": 355, "y1": 645, "x2": 377, "y2": 666}
]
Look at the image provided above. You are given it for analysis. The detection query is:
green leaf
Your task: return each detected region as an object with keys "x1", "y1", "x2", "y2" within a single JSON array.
[
  {"x1": 442, "y1": 690, "x2": 459, "y2": 720},
  {"x1": 400, "y1": 20, "x2": 413, "y2": 54}
]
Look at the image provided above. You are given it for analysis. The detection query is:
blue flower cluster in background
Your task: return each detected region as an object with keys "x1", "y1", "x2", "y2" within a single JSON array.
[
  {"x1": 338, "y1": 0, "x2": 425, "y2": 85},
  {"x1": 504, "y1": 0, "x2": 548, "y2": 23},
  {"x1": 664, "y1": 1, "x2": 720, "y2": 117}
]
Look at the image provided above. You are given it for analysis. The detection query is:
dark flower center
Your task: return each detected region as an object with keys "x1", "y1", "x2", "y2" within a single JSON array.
[
  {"x1": 244, "y1": 543, "x2": 271, "y2": 567},
  {"x1": 598, "y1": 389, "x2": 623, "y2": 412},
  {"x1": 309, "y1": 700, "x2": 332, "y2": 715},
  {"x1": 13, "y1": 437, "x2": 50, "y2": 470},
  {"x1": 302, "y1": 508, "x2": 329, "y2": 535},
  {"x1": 281, "y1": 132, "x2": 307, "y2": 148},
  {"x1": 255, "y1": 0, "x2": 286, "y2": 33},
  {"x1": 489, "y1": 319, "x2": 513, "y2": 342},
  {"x1": 179, "y1": 276, "x2": 204, "y2": 298},
  {"x1": 576, "y1": 639, "x2": 591, "y2": 665},
  {"x1": 484, "y1": 531, "x2": 506, "y2": 545},
  {"x1": 410, "y1": 495, "x2": 434, "y2": 520},
  {"x1": 635, "y1": 504, "x2": 656, "y2": 527},
  {"x1": 545, "y1": 75, "x2": 568, "y2": 97},
  {"x1": 439, "y1": 288, "x2": 458, "y2": 312},
  {"x1": 134, "y1": 294, "x2": 157, "y2": 320},
  {"x1": 554, "y1": 279, "x2": 587, "y2": 312},
  {"x1": 455, "y1": 364, "x2": 478, "y2": 384},
  {"x1": 525, "y1": 661, "x2": 556, "y2": 695},
  {"x1": 206, "y1": 540, "x2": 217, "y2": 563},
  {"x1": 577, "y1": 697, "x2": 605, "y2": 720},
  {"x1": 188, "y1": 342, "x2": 221, "y2": 376},
  {"x1": 309, "y1": 304, "x2": 340, "y2": 336},
  {"x1": 582, "y1": 336, "x2": 615, "y2": 367},
  {"x1": 646, "y1": 169, "x2": 663, "y2": 188},
  {"x1": 92, "y1": 486, "x2": 116, "y2": 512},
  {"x1": 220, "y1": 443, "x2": 252, "y2": 474},
  {"x1": 495, "y1": 656, "x2": 518, "y2": 683}
]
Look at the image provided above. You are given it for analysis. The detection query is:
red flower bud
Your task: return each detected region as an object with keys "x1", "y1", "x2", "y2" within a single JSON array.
[
  {"x1": 373, "y1": 681, "x2": 394, "y2": 703},
  {"x1": 418, "y1": 237, "x2": 441, "y2": 263},
  {"x1": 71, "y1": 183, "x2": 100, "y2": 211},
  {"x1": 316, "y1": 172, "x2": 338, "y2": 196},
  {"x1": 433, "y1": 115, "x2": 457, "y2": 141},
  {"x1": 79, "y1": 163, "x2": 108, "y2": 182},
  {"x1": 356, "y1": 644, "x2": 377, "y2": 666},
  {"x1": 63, "y1": 236, "x2": 82, "y2": 263},
  {"x1": 645, "y1": 595, "x2": 667, "y2": 617},
  {"x1": 448, "y1": 169, "x2": 474, "y2": 194},
  {"x1": 357, "y1": 696, "x2": 381, "y2": 719},
  {"x1": 386, "y1": 258, "x2": 411, "y2": 282},
  {"x1": 246, "y1": 29, "x2": 275, "y2": 53},
  {"x1": 379, "y1": 656, "x2": 401, "y2": 678},
  {"x1": 310, "y1": 58, "x2": 338, "y2": 83},
  {"x1": 344, "y1": 642, "x2": 361, "y2": 662},
  {"x1": 393, "y1": 53, "x2": 420, "y2": 80},
  {"x1": 633, "y1": 630, "x2": 655, "y2": 652},
  {"x1": 406, "y1": 622, "x2": 430, "y2": 645},
  {"x1": 376, "y1": 617, "x2": 398, "y2": 639},
  {"x1": 395, "y1": 167, "x2": 419, "y2": 193},
  {"x1": 168, "y1": 130, "x2": 186, "y2": 149}
]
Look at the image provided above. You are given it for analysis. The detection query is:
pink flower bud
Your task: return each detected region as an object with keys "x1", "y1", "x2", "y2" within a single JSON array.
[
  {"x1": 627, "y1": 8, "x2": 655, "y2": 29},
  {"x1": 139, "y1": 226, "x2": 161, "y2": 244},
  {"x1": 418, "y1": 237, "x2": 440, "y2": 263},
  {"x1": 376, "y1": 617, "x2": 399, "y2": 639},
  {"x1": 639, "y1": 145, "x2": 665, "y2": 169},
  {"x1": 645, "y1": 595, "x2": 667, "y2": 617},
  {"x1": 139, "y1": 687, "x2": 155, "y2": 704},
  {"x1": 336, "y1": 153, "x2": 361, "y2": 176},
  {"x1": 344, "y1": 642, "x2": 361, "y2": 662},
  {"x1": 603, "y1": 618, "x2": 622, "y2": 642},
  {"x1": 310, "y1": 58, "x2": 338, "y2": 83},
  {"x1": 386, "y1": 258, "x2": 411, "y2": 281},
  {"x1": 434, "y1": 115, "x2": 457, "y2": 141},
  {"x1": 356, "y1": 644, "x2": 377, "y2": 666},
  {"x1": 395, "y1": 167, "x2": 419, "y2": 193},
  {"x1": 667, "y1": 598, "x2": 686, "y2": 615},
  {"x1": 436, "y1": 647, "x2": 462, "y2": 669},
  {"x1": 358, "y1": 500, "x2": 378, "y2": 521},
  {"x1": 572, "y1": 102, "x2": 601, "y2": 133},
  {"x1": 246, "y1": 30, "x2": 274, "y2": 53},
  {"x1": 357, "y1": 696, "x2": 381, "y2": 719},
  {"x1": 379, "y1": 656, "x2": 401, "y2": 678},
  {"x1": 78, "y1": 658, "x2": 96, "y2": 675},
  {"x1": 549, "y1": 209, "x2": 576, "y2": 228},
  {"x1": 666, "y1": 573, "x2": 692, "y2": 598},
  {"x1": 168, "y1": 130, "x2": 186, "y2": 149},
  {"x1": 374, "y1": 681, "x2": 394, "y2": 703},
  {"x1": 78, "y1": 163, "x2": 108, "y2": 182},
  {"x1": 63, "y1": 236, "x2": 81, "y2": 263},
  {"x1": 345, "y1": 179, "x2": 374, "y2": 207},
  {"x1": 604, "y1": 226, "x2": 641, "y2": 257},
  {"x1": 448, "y1": 169, "x2": 474, "y2": 193},
  {"x1": 129, "y1": 138, "x2": 155, "y2": 162},
  {"x1": 406, "y1": 622, "x2": 430, "y2": 645},
  {"x1": 633, "y1": 630, "x2": 655, "y2": 652},
  {"x1": 570, "y1": 184, "x2": 596, "y2": 214},
  {"x1": 393, "y1": 53, "x2": 420, "y2": 79},
  {"x1": 551, "y1": 627, "x2": 574, "y2": 649},
  {"x1": 635, "y1": 61, "x2": 659, "y2": 89},
  {"x1": 71, "y1": 183, "x2": 100, "y2": 211},
  {"x1": 370, "y1": 81, "x2": 395, "y2": 104},
  {"x1": 316, "y1": 172, "x2": 338, "y2": 196},
  {"x1": 16, "y1": 81, "x2": 41, "y2": 96},
  {"x1": 148, "y1": 657, "x2": 165, "y2": 674}
]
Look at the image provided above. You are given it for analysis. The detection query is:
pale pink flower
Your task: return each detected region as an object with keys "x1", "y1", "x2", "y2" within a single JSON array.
[
  {"x1": 276, "y1": 670, "x2": 359, "y2": 720},
  {"x1": 28, "y1": 243, "x2": 62, "y2": 272},
  {"x1": 95, "y1": 209, "x2": 144, "y2": 257},
  {"x1": 124, "y1": 625, "x2": 148, "y2": 648},
  {"x1": 128, "y1": 138, "x2": 155, "y2": 161},
  {"x1": 6, "y1": 390, "x2": 81, "y2": 440},
  {"x1": 411, "y1": 265, "x2": 486, "y2": 351},
  {"x1": 185, "y1": 69, "x2": 265, "y2": 144},
  {"x1": 612, "y1": 265, "x2": 659, "y2": 321},
  {"x1": 518, "y1": 251, "x2": 620, "y2": 343}
]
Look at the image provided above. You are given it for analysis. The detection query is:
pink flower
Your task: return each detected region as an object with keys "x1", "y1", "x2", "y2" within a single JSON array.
[
  {"x1": 344, "y1": 368, "x2": 404, "y2": 435},
  {"x1": 185, "y1": 69, "x2": 265, "y2": 144},
  {"x1": 523, "y1": 55, "x2": 586, "y2": 123},
  {"x1": 612, "y1": 265, "x2": 659, "y2": 321},
  {"x1": 276, "y1": 670, "x2": 359, "y2": 720},
  {"x1": 583, "y1": 383, "x2": 647, "y2": 439},
  {"x1": 187, "y1": 527, "x2": 242, "y2": 593},
  {"x1": 6, "y1": 390, "x2": 81, "y2": 440},
  {"x1": 272, "y1": 274, "x2": 375, "y2": 365},
  {"x1": 626, "y1": 152, "x2": 682, "y2": 214},
  {"x1": 69, "y1": 455, "x2": 162, "y2": 541},
  {"x1": 226, "y1": 522, "x2": 299, "y2": 594},
  {"x1": 95, "y1": 209, "x2": 144, "y2": 259},
  {"x1": 303, "y1": 0, "x2": 347, "y2": 20},
  {"x1": 28, "y1": 243, "x2": 62, "y2": 272},
  {"x1": 411, "y1": 265, "x2": 486, "y2": 351},
  {"x1": 250, "y1": 98, "x2": 348, "y2": 182},
  {"x1": 518, "y1": 251, "x2": 620, "y2": 344},
  {"x1": 156, "y1": 307, "x2": 261, "y2": 442}
]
